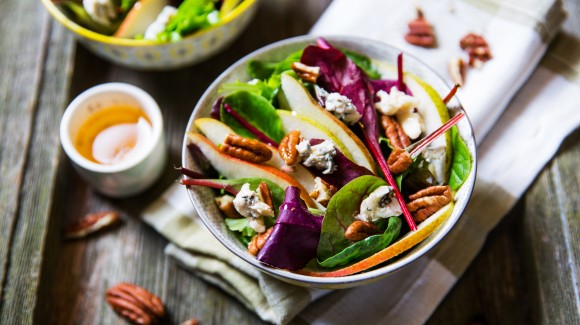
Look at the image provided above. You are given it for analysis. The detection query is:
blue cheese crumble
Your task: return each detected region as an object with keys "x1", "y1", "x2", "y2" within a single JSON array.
[
  {"x1": 355, "y1": 186, "x2": 402, "y2": 222},
  {"x1": 232, "y1": 183, "x2": 274, "y2": 233},
  {"x1": 296, "y1": 140, "x2": 337, "y2": 174}
]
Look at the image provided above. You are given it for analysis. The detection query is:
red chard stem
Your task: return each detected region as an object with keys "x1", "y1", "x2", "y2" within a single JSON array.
[
  {"x1": 443, "y1": 84, "x2": 460, "y2": 104},
  {"x1": 224, "y1": 104, "x2": 279, "y2": 147},
  {"x1": 360, "y1": 123, "x2": 418, "y2": 231},
  {"x1": 409, "y1": 112, "x2": 465, "y2": 158},
  {"x1": 180, "y1": 178, "x2": 239, "y2": 195},
  {"x1": 397, "y1": 53, "x2": 405, "y2": 92},
  {"x1": 177, "y1": 166, "x2": 206, "y2": 179}
]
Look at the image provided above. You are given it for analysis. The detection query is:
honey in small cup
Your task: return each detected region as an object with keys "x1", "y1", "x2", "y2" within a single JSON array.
[{"x1": 60, "y1": 83, "x2": 166, "y2": 198}]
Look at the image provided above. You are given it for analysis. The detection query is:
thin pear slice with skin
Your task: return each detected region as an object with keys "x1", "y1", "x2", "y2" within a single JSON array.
[
  {"x1": 280, "y1": 74, "x2": 376, "y2": 173},
  {"x1": 298, "y1": 202, "x2": 455, "y2": 277},
  {"x1": 193, "y1": 118, "x2": 320, "y2": 198},
  {"x1": 114, "y1": 0, "x2": 168, "y2": 38},
  {"x1": 187, "y1": 132, "x2": 319, "y2": 208},
  {"x1": 404, "y1": 74, "x2": 452, "y2": 184},
  {"x1": 276, "y1": 110, "x2": 353, "y2": 161}
]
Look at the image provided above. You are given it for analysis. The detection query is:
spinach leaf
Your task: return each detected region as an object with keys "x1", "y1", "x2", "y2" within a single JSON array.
[
  {"x1": 219, "y1": 80, "x2": 277, "y2": 102},
  {"x1": 448, "y1": 126, "x2": 472, "y2": 191},
  {"x1": 318, "y1": 217, "x2": 401, "y2": 268},
  {"x1": 343, "y1": 50, "x2": 382, "y2": 80},
  {"x1": 120, "y1": 0, "x2": 137, "y2": 12},
  {"x1": 247, "y1": 50, "x2": 303, "y2": 80},
  {"x1": 159, "y1": 0, "x2": 215, "y2": 42},
  {"x1": 317, "y1": 175, "x2": 388, "y2": 261},
  {"x1": 221, "y1": 91, "x2": 286, "y2": 142}
]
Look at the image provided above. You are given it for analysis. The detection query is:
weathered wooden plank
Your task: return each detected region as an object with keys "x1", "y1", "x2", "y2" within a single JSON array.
[
  {"x1": 521, "y1": 129, "x2": 580, "y2": 324},
  {"x1": 0, "y1": 0, "x2": 75, "y2": 323}
]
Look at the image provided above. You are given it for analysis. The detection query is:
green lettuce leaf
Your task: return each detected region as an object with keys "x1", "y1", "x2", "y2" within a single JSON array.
[
  {"x1": 159, "y1": 0, "x2": 215, "y2": 42},
  {"x1": 448, "y1": 126, "x2": 472, "y2": 191},
  {"x1": 318, "y1": 217, "x2": 401, "y2": 268},
  {"x1": 317, "y1": 175, "x2": 388, "y2": 261},
  {"x1": 221, "y1": 91, "x2": 286, "y2": 143}
]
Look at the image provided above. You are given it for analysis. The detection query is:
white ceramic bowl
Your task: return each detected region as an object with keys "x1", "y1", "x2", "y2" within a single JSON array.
[
  {"x1": 182, "y1": 36, "x2": 477, "y2": 289},
  {"x1": 61, "y1": 82, "x2": 166, "y2": 197},
  {"x1": 41, "y1": 0, "x2": 259, "y2": 70}
]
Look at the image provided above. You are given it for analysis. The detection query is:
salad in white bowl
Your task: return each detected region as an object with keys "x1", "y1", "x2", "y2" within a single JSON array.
[{"x1": 181, "y1": 36, "x2": 476, "y2": 287}]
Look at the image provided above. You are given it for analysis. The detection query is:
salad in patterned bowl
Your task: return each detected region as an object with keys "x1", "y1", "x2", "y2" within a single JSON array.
[{"x1": 181, "y1": 36, "x2": 476, "y2": 288}]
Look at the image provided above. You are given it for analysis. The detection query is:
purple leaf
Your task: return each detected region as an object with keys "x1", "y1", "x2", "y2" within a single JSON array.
[
  {"x1": 211, "y1": 97, "x2": 223, "y2": 120},
  {"x1": 257, "y1": 186, "x2": 323, "y2": 270},
  {"x1": 307, "y1": 139, "x2": 373, "y2": 188}
]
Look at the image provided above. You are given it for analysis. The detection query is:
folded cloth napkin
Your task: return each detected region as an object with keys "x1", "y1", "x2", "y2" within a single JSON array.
[{"x1": 143, "y1": 0, "x2": 579, "y2": 324}]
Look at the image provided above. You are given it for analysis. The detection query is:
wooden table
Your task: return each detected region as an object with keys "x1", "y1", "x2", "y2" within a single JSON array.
[{"x1": 1, "y1": 0, "x2": 578, "y2": 324}]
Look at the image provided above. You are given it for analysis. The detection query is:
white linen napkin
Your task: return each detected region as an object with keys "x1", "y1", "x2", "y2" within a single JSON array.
[{"x1": 143, "y1": 0, "x2": 579, "y2": 324}]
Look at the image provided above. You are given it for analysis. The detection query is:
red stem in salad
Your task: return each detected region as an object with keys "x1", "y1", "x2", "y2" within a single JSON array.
[
  {"x1": 180, "y1": 178, "x2": 239, "y2": 195},
  {"x1": 397, "y1": 53, "x2": 405, "y2": 92},
  {"x1": 442, "y1": 84, "x2": 460, "y2": 104},
  {"x1": 360, "y1": 123, "x2": 418, "y2": 231},
  {"x1": 223, "y1": 104, "x2": 279, "y2": 147},
  {"x1": 177, "y1": 166, "x2": 206, "y2": 179},
  {"x1": 409, "y1": 112, "x2": 466, "y2": 158}
]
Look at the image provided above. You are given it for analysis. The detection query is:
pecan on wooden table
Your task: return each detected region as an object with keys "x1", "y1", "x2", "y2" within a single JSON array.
[
  {"x1": 64, "y1": 211, "x2": 121, "y2": 240},
  {"x1": 106, "y1": 283, "x2": 165, "y2": 325}
]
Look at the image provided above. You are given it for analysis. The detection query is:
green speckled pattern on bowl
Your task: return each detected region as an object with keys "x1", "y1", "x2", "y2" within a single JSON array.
[
  {"x1": 182, "y1": 36, "x2": 477, "y2": 289},
  {"x1": 41, "y1": 0, "x2": 259, "y2": 70}
]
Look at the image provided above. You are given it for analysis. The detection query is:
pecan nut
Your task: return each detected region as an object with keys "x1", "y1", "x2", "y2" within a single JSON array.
[
  {"x1": 64, "y1": 211, "x2": 121, "y2": 240},
  {"x1": 387, "y1": 147, "x2": 413, "y2": 174},
  {"x1": 309, "y1": 177, "x2": 337, "y2": 207},
  {"x1": 180, "y1": 319, "x2": 200, "y2": 325},
  {"x1": 291, "y1": 62, "x2": 320, "y2": 83},
  {"x1": 404, "y1": 9, "x2": 436, "y2": 48},
  {"x1": 106, "y1": 283, "x2": 165, "y2": 325},
  {"x1": 345, "y1": 220, "x2": 379, "y2": 242},
  {"x1": 279, "y1": 130, "x2": 301, "y2": 166},
  {"x1": 248, "y1": 227, "x2": 274, "y2": 255},
  {"x1": 459, "y1": 33, "x2": 492, "y2": 67},
  {"x1": 220, "y1": 134, "x2": 272, "y2": 163},
  {"x1": 448, "y1": 57, "x2": 466, "y2": 86},
  {"x1": 215, "y1": 195, "x2": 243, "y2": 218},
  {"x1": 381, "y1": 115, "x2": 411, "y2": 149},
  {"x1": 258, "y1": 181, "x2": 274, "y2": 210},
  {"x1": 407, "y1": 185, "x2": 452, "y2": 223}
]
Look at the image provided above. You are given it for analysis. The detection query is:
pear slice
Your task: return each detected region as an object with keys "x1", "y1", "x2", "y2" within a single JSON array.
[
  {"x1": 405, "y1": 74, "x2": 452, "y2": 184},
  {"x1": 280, "y1": 74, "x2": 376, "y2": 173},
  {"x1": 298, "y1": 202, "x2": 455, "y2": 277},
  {"x1": 114, "y1": 0, "x2": 168, "y2": 38},
  {"x1": 276, "y1": 110, "x2": 353, "y2": 161},
  {"x1": 187, "y1": 132, "x2": 318, "y2": 208},
  {"x1": 194, "y1": 118, "x2": 321, "y2": 198}
]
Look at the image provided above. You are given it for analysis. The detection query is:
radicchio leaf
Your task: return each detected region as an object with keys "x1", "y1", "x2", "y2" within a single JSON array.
[
  {"x1": 300, "y1": 41, "x2": 367, "y2": 117},
  {"x1": 257, "y1": 186, "x2": 323, "y2": 270},
  {"x1": 307, "y1": 139, "x2": 372, "y2": 188}
]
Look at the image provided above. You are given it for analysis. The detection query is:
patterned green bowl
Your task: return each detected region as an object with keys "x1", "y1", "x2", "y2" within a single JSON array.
[{"x1": 41, "y1": 0, "x2": 259, "y2": 70}]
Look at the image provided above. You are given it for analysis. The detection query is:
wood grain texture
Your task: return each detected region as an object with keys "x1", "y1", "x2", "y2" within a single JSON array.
[
  {"x1": 33, "y1": 1, "x2": 331, "y2": 324},
  {"x1": 0, "y1": 0, "x2": 75, "y2": 323}
]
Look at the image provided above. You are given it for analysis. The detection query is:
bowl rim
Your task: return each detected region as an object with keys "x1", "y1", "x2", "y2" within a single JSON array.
[
  {"x1": 40, "y1": 0, "x2": 258, "y2": 47},
  {"x1": 182, "y1": 35, "x2": 477, "y2": 287}
]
